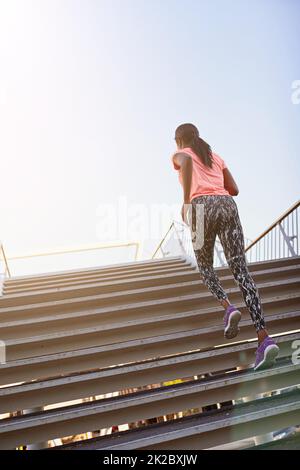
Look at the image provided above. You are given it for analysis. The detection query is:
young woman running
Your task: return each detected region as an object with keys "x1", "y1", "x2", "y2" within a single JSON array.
[{"x1": 171, "y1": 122, "x2": 279, "y2": 371}]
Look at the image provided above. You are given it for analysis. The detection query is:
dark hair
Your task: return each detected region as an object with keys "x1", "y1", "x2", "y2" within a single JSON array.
[{"x1": 174, "y1": 123, "x2": 213, "y2": 168}]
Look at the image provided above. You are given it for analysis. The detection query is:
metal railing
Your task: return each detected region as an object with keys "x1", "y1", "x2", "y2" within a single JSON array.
[
  {"x1": 0, "y1": 241, "x2": 140, "y2": 279},
  {"x1": 152, "y1": 199, "x2": 300, "y2": 266},
  {"x1": 245, "y1": 200, "x2": 300, "y2": 263},
  {"x1": 151, "y1": 220, "x2": 252, "y2": 267},
  {"x1": 0, "y1": 242, "x2": 11, "y2": 277}
]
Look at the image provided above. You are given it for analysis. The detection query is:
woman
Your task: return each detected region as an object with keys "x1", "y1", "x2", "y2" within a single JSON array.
[{"x1": 171, "y1": 122, "x2": 279, "y2": 371}]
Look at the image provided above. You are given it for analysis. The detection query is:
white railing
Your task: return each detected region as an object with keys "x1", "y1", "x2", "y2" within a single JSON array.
[
  {"x1": 0, "y1": 242, "x2": 11, "y2": 295},
  {"x1": 245, "y1": 200, "x2": 300, "y2": 263},
  {"x1": 0, "y1": 242, "x2": 11, "y2": 277},
  {"x1": 152, "y1": 199, "x2": 300, "y2": 266},
  {"x1": 151, "y1": 220, "x2": 252, "y2": 267},
  {"x1": 0, "y1": 241, "x2": 140, "y2": 280}
]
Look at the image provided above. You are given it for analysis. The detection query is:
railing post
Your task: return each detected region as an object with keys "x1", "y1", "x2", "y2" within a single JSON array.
[
  {"x1": 215, "y1": 243, "x2": 225, "y2": 267},
  {"x1": 278, "y1": 223, "x2": 297, "y2": 257},
  {"x1": 173, "y1": 222, "x2": 188, "y2": 256},
  {"x1": 0, "y1": 241, "x2": 11, "y2": 280},
  {"x1": 151, "y1": 222, "x2": 174, "y2": 259}
]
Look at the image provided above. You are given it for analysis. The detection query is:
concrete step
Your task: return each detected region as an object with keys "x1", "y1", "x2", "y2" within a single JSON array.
[
  {"x1": 0, "y1": 358, "x2": 299, "y2": 449},
  {"x1": 2, "y1": 263, "x2": 197, "y2": 296},
  {"x1": 46, "y1": 388, "x2": 300, "y2": 450},
  {"x1": 1, "y1": 273, "x2": 299, "y2": 325},
  {"x1": 0, "y1": 332, "x2": 298, "y2": 412},
  {"x1": 0, "y1": 255, "x2": 299, "y2": 449},
  {"x1": 1, "y1": 299, "x2": 300, "y2": 365},
  {"x1": 1, "y1": 263, "x2": 299, "y2": 307},
  {"x1": 214, "y1": 255, "x2": 300, "y2": 277},
  {"x1": 4, "y1": 255, "x2": 300, "y2": 293},
  {"x1": 248, "y1": 432, "x2": 300, "y2": 450},
  {"x1": 3, "y1": 256, "x2": 187, "y2": 288}
]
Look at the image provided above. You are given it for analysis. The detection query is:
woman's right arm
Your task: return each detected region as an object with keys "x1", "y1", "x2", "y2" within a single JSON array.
[{"x1": 223, "y1": 168, "x2": 239, "y2": 196}]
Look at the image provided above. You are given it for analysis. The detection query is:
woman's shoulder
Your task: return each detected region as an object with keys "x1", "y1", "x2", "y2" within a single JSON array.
[
  {"x1": 170, "y1": 147, "x2": 195, "y2": 167},
  {"x1": 171, "y1": 147, "x2": 194, "y2": 157},
  {"x1": 170, "y1": 148, "x2": 194, "y2": 170}
]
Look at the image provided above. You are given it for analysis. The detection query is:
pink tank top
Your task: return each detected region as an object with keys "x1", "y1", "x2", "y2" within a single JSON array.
[{"x1": 171, "y1": 146, "x2": 230, "y2": 201}]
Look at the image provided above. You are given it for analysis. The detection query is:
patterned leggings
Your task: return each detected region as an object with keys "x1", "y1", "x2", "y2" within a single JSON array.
[{"x1": 190, "y1": 195, "x2": 265, "y2": 332}]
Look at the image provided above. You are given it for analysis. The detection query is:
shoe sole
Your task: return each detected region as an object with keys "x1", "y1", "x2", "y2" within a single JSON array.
[
  {"x1": 254, "y1": 344, "x2": 280, "y2": 371},
  {"x1": 224, "y1": 310, "x2": 242, "y2": 339}
]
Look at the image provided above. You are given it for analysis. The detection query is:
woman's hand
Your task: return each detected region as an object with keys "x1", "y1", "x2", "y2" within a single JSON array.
[{"x1": 181, "y1": 202, "x2": 190, "y2": 226}]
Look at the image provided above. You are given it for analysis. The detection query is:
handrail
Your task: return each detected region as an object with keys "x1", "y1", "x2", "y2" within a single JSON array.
[
  {"x1": 4, "y1": 241, "x2": 140, "y2": 277},
  {"x1": 7, "y1": 241, "x2": 140, "y2": 261},
  {"x1": 151, "y1": 219, "x2": 252, "y2": 264},
  {"x1": 0, "y1": 242, "x2": 11, "y2": 277},
  {"x1": 152, "y1": 199, "x2": 300, "y2": 264},
  {"x1": 245, "y1": 199, "x2": 300, "y2": 252},
  {"x1": 151, "y1": 222, "x2": 174, "y2": 259}
]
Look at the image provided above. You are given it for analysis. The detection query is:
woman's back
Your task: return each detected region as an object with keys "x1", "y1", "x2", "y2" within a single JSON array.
[{"x1": 171, "y1": 146, "x2": 230, "y2": 201}]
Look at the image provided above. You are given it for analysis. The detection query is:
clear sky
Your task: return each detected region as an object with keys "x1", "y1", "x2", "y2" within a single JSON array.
[{"x1": 0, "y1": 0, "x2": 299, "y2": 275}]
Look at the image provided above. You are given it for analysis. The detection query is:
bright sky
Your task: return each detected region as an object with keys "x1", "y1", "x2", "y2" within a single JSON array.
[{"x1": 0, "y1": 0, "x2": 299, "y2": 275}]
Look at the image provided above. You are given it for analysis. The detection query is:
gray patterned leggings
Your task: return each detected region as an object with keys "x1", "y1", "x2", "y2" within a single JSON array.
[{"x1": 190, "y1": 195, "x2": 265, "y2": 332}]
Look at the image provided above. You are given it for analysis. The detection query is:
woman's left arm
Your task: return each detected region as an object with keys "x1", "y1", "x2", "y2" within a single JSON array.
[{"x1": 172, "y1": 153, "x2": 193, "y2": 222}]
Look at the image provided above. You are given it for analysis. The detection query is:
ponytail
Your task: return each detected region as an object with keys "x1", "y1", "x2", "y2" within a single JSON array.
[
  {"x1": 175, "y1": 123, "x2": 213, "y2": 168},
  {"x1": 190, "y1": 134, "x2": 213, "y2": 168}
]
